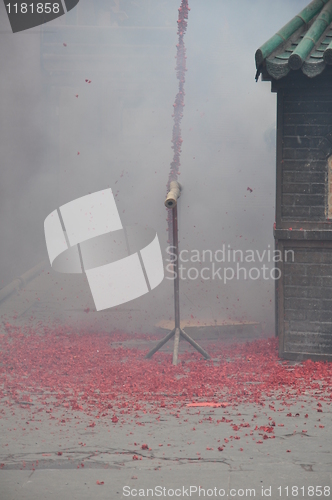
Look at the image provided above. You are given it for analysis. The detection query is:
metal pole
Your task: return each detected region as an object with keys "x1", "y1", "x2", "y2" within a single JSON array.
[
  {"x1": 172, "y1": 329, "x2": 180, "y2": 365},
  {"x1": 173, "y1": 205, "x2": 180, "y2": 331},
  {"x1": 172, "y1": 205, "x2": 181, "y2": 365}
]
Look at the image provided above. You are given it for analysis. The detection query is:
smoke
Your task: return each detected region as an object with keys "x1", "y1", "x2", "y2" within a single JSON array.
[{"x1": 0, "y1": 0, "x2": 308, "y2": 332}]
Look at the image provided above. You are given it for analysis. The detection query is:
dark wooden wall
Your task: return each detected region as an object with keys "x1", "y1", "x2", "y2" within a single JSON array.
[
  {"x1": 272, "y1": 72, "x2": 332, "y2": 360},
  {"x1": 282, "y1": 91, "x2": 329, "y2": 221},
  {"x1": 277, "y1": 240, "x2": 332, "y2": 360}
]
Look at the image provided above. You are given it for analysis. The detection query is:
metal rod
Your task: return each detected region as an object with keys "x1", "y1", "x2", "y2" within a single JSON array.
[
  {"x1": 180, "y1": 328, "x2": 211, "y2": 360},
  {"x1": 172, "y1": 327, "x2": 181, "y2": 365},
  {"x1": 145, "y1": 328, "x2": 176, "y2": 359},
  {"x1": 173, "y1": 205, "x2": 180, "y2": 330},
  {"x1": 172, "y1": 205, "x2": 181, "y2": 365}
]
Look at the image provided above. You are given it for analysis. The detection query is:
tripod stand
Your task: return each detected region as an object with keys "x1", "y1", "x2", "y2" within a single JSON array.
[{"x1": 145, "y1": 182, "x2": 210, "y2": 365}]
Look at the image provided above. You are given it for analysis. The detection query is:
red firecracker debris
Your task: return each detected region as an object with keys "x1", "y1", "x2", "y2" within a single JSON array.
[{"x1": 0, "y1": 326, "x2": 331, "y2": 424}]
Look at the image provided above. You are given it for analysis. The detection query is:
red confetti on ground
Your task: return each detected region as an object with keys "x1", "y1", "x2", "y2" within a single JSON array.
[
  {"x1": 0, "y1": 325, "x2": 331, "y2": 419},
  {"x1": 96, "y1": 481, "x2": 104, "y2": 485}
]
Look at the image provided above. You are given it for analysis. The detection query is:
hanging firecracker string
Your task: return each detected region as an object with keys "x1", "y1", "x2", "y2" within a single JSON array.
[{"x1": 166, "y1": 0, "x2": 190, "y2": 242}]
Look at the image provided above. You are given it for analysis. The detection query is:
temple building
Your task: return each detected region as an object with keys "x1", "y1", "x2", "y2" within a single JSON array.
[{"x1": 256, "y1": 0, "x2": 332, "y2": 360}]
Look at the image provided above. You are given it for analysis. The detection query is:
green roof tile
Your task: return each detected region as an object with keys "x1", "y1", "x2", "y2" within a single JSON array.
[
  {"x1": 288, "y1": 0, "x2": 332, "y2": 69},
  {"x1": 255, "y1": 0, "x2": 332, "y2": 80}
]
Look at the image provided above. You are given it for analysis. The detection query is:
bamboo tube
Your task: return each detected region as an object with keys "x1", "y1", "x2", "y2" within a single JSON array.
[{"x1": 164, "y1": 181, "x2": 181, "y2": 208}]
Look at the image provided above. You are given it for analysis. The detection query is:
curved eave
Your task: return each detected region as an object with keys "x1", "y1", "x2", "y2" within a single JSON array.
[
  {"x1": 265, "y1": 58, "x2": 290, "y2": 80},
  {"x1": 266, "y1": 56, "x2": 327, "y2": 79},
  {"x1": 261, "y1": 23, "x2": 332, "y2": 80}
]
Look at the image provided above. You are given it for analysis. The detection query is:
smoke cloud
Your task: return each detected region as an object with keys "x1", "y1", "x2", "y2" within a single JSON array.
[{"x1": 0, "y1": 0, "x2": 307, "y2": 332}]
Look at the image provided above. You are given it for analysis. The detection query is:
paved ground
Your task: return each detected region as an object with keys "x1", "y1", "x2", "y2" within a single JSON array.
[{"x1": 0, "y1": 331, "x2": 331, "y2": 500}]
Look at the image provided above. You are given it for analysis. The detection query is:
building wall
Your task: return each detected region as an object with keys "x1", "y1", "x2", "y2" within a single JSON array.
[
  {"x1": 282, "y1": 242, "x2": 332, "y2": 356},
  {"x1": 274, "y1": 76, "x2": 332, "y2": 359},
  {"x1": 281, "y1": 89, "x2": 331, "y2": 222}
]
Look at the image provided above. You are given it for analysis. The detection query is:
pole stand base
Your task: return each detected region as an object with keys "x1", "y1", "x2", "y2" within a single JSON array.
[{"x1": 145, "y1": 327, "x2": 210, "y2": 365}]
